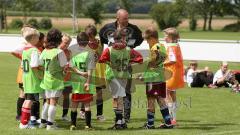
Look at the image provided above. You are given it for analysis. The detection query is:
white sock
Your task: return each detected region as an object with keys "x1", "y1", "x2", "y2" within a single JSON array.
[
  {"x1": 41, "y1": 103, "x2": 49, "y2": 120},
  {"x1": 48, "y1": 105, "x2": 57, "y2": 123},
  {"x1": 172, "y1": 102, "x2": 177, "y2": 120},
  {"x1": 30, "y1": 116, "x2": 36, "y2": 121},
  {"x1": 167, "y1": 102, "x2": 173, "y2": 119}
]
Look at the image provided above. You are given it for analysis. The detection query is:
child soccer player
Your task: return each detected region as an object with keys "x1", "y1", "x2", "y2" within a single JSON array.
[
  {"x1": 85, "y1": 25, "x2": 106, "y2": 121},
  {"x1": 39, "y1": 28, "x2": 67, "y2": 130},
  {"x1": 163, "y1": 27, "x2": 184, "y2": 126},
  {"x1": 69, "y1": 32, "x2": 96, "y2": 130},
  {"x1": 99, "y1": 29, "x2": 143, "y2": 129},
  {"x1": 142, "y1": 27, "x2": 173, "y2": 129},
  {"x1": 18, "y1": 27, "x2": 43, "y2": 129},
  {"x1": 59, "y1": 33, "x2": 72, "y2": 121}
]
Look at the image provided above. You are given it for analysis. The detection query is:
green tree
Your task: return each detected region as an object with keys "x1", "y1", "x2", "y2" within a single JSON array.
[
  {"x1": 150, "y1": 2, "x2": 183, "y2": 30},
  {"x1": 232, "y1": 0, "x2": 240, "y2": 23},
  {"x1": 119, "y1": 0, "x2": 133, "y2": 13},
  {"x1": 84, "y1": 0, "x2": 104, "y2": 25},
  {"x1": 15, "y1": 0, "x2": 37, "y2": 23}
]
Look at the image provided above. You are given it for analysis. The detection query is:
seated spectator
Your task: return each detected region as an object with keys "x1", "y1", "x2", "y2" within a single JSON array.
[
  {"x1": 213, "y1": 61, "x2": 238, "y2": 88},
  {"x1": 186, "y1": 61, "x2": 214, "y2": 88}
]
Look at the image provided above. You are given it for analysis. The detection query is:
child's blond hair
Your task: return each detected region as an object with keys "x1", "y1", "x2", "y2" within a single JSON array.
[
  {"x1": 62, "y1": 33, "x2": 72, "y2": 42},
  {"x1": 163, "y1": 27, "x2": 179, "y2": 42},
  {"x1": 21, "y1": 26, "x2": 40, "y2": 42}
]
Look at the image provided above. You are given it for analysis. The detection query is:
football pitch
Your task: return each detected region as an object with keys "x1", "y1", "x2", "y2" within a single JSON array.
[{"x1": 1, "y1": 52, "x2": 240, "y2": 135}]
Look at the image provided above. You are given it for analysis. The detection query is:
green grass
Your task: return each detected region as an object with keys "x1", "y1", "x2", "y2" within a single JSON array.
[{"x1": 1, "y1": 53, "x2": 240, "y2": 135}]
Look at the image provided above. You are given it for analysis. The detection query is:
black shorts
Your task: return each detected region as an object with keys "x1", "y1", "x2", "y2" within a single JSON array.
[
  {"x1": 25, "y1": 93, "x2": 39, "y2": 101},
  {"x1": 146, "y1": 82, "x2": 166, "y2": 98},
  {"x1": 19, "y1": 83, "x2": 23, "y2": 89},
  {"x1": 62, "y1": 86, "x2": 72, "y2": 95}
]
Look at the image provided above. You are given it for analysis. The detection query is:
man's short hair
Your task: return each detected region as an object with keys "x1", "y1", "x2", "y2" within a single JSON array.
[
  {"x1": 143, "y1": 27, "x2": 158, "y2": 40},
  {"x1": 77, "y1": 32, "x2": 89, "y2": 47}
]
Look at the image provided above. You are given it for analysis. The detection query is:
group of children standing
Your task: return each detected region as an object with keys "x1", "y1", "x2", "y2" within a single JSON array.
[{"x1": 12, "y1": 25, "x2": 184, "y2": 130}]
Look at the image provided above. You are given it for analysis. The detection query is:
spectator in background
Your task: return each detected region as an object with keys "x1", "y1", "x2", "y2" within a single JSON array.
[
  {"x1": 213, "y1": 61, "x2": 238, "y2": 88},
  {"x1": 186, "y1": 61, "x2": 214, "y2": 88}
]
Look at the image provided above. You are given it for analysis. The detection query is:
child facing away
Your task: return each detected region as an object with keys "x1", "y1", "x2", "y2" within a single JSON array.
[
  {"x1": 69, "y1": 32, "x2": 96, "y2": 130},
  {"x1": 163, "y1": 27, "x2": 184, "y2": 126},
  {"x1": 141, "y1": 27, "x2": 173, "y2": 129},
  {"x1": 99, "y1": 29, "x2": 143, "y2": 129},
  {"x1": 18, "y1": 27, "x2": 43, "y2": 129},
  {"x1": 39, "y1": 28, "x2": 68, "y2": 130},
  {"x1": 85, "y1": 24, "x2": 106, "y2": 121}
]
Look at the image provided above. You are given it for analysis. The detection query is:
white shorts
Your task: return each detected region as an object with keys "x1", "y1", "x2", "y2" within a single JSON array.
[
  {"x1": 44, "y1": 90, "x2": 63, "y2": 99},
  {"x1": 109, "y1": 78, "x2": 127, "y2": 98}
]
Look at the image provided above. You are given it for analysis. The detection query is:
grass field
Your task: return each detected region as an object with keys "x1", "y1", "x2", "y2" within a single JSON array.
[{"x1": 1, "y1": 53, "x2": 240, "y2": 135}]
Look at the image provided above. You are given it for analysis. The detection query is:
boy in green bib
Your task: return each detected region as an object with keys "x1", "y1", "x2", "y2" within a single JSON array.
[
  {"x1": 141, "y1": 27, "x2": 173, "y2": 129},
  {"x1": 69, "y1": 32, "x2": 96, "y2": 130},
  {"x1": 19, "y1": 27, "x2": 43, "y2": 129},
  {"x1": 39, "y1": 29, "x2": 68, "y2": 130},
  {"x1": 99, "y1": 29, "x2": 143, "y2": 129}
]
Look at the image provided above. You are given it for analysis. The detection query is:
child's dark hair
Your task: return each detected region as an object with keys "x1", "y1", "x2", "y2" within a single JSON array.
[
  {"x1": 45, "y1": 28, "x2": 62, "y2": 49},
  {"x1": 77, "y1": 32, "x2": 89, "y2": 47},
  {"x1": 85, "y1": 24, "x2": 97, "y2": 37},
  {"x1": 39, "y1": 32, "x2": 45, "y2": 41}
]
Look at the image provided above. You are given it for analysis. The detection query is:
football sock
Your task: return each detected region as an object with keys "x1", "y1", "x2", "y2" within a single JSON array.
[
  {"x1": 17, "y1": 97, "x2": 25, "y2": 117},
  {"x1": 20, "y1": 107, "x2": 30, "y2": 125},
  {"x1": 47, "y1": 105, "x2": 56, "y2": 125},
  {"x1": 62, "y1": 96, "x2": 69, "y2": 117},
  {"x1": 172, "y1": 102, "x2": 177, "y2": 120},
  {"x1": 160, "y1": 106, "x2": 172, "y2": 125},
  {"x1": 62, "y1": 109, "x2": 69, "y2": 117},
  {"x1": 41, "y1": 102, "x2": 49, "y2": 121},
  {"x1": 167, "y1": 102, "x2": 173, "y2": 119},
  {"x1": 96, "y1": 99, "x2": 103, "y2": 116},
  {"x1": 115, "y1": 109, "x2": 123, "y2": 124},
  {"x1": 71, "y1": 111, "x2": 77, "y2": 126},
  {"x1": 85, "y1": 111, "x2": 92, "y2": 127},
  {"x1": 147, "y1": 111, "x2": 155, "y2": 126},
  {"x1": 31, "y1": 101, "x2": 40, "y2": 120}
]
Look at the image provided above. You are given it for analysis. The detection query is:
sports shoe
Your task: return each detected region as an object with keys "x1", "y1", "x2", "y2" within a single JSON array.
[
  {"x1": 97, "y1": 115, "x2": 106, "y2": 122},
  {"x1": 171, "y1": 119, "x2": 177, "y2": 126},
  {"x1": 159, "y1": 123, "x2": 173, "y2": 129},
  {"x1": 46, "y1": 124, "x2": 58, "y2": 130},
  {"x1": 141, "y1": 123, "x2": 155, "y2": 129},
  {"x1": 79, "y1": 111, "x2": 85, "y2": 119},
  {"x1": 108, "y1": 124, "x2": 124, "y2": 130},
  {"x1": 19, "y1": 123, "x2": 36, "y2": 129},
  {"x1": 85, "y1": 125, "x2": 94, "y2": 130},
  {"x1": 39, "y1": 123, "x2": 47, "y2": 128},
  {"x1": 62, "y1": 115, "x2": 70, "y2": 121},
  {"x1": 70, "y1": 125, "x2": 76, "y2": 131},
  {"x1": 29, "y1": 120, "x2": 40, "y2": 126}
]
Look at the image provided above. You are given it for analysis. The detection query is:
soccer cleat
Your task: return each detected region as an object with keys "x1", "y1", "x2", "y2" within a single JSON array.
[
  {"x1": 96, "y1": 115, "x2": 106, "y2": 122},
  {"x1": 108, "y1": 124, "x2": 124, "y2": 130},
  {"x1": 171, "y1": 119, "x2": 177, "y2": 126},
  {"x1": 29, "y1": 120, "x2": 40, "y2": 126},
  {"x1": 19, "y1": 123, "x2": 36, "y2": 129},
  {"x1": 62, "y1": 115, "x2": 70, "y2": 121},
  {"x1": 70, "y1": 125, "x2": 76, "y2": 131},
  {"x1": 39, "y1": 123, "x2": 47, "y2": 128},
  {"x1": 84, "y1": 125, "x2": 94, "y2": 130},
  {"x1": 141, "y1": 123, "x2": 155, "y2": 129},
  {"x1": 159, "y1": 123, "x2": 174, "y2": 129},
  {"x1": 121, "y1": 123, "x2": 128, "y2": 129},
  {"x1": 46, "y1": 124, "x2": 58, "y2": 130},
  {"x1": 79, "y1": 111, "x2": 85, "y2": 119}
]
